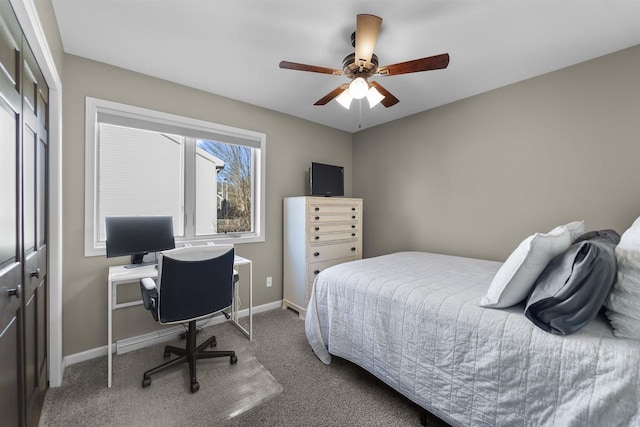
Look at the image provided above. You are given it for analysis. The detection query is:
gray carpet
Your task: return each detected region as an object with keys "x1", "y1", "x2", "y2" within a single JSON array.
[{"x1": 41, "y1": 309, "x2": 448, "y2": 426}]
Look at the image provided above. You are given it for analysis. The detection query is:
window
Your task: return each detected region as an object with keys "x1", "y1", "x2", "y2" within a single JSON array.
[{"x1": 85, "y1": 97, "x2": 266, "y2": 256}]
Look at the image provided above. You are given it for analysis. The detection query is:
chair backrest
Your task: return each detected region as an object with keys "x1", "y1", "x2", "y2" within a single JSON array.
[{"x1": 156, "y1": 244, "x2": 235, "y2": 324}]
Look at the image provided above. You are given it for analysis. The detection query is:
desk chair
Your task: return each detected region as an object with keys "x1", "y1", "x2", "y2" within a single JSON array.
[{"x1": 139, "y1": 244, "x2": 238, "y2": 393}]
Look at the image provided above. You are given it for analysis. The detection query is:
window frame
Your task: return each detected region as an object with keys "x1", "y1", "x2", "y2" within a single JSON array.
[{"x1": 84, "y1": 97, "x2": 266, "y2": 257}]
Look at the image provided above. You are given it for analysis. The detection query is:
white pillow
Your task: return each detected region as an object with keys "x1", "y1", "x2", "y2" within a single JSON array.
[
  {"x1": 616, "y1": 218, "x2": 640, "y2": 251},
  {"x1": 549, "y1": 220, "x2": 585, "y2": 242},
  {"x1": 604, "y1": 228, "x2": 640, "y2": 339},
  {"x1": 480, "y1": 227, "x2": 572, "y2": 308}
]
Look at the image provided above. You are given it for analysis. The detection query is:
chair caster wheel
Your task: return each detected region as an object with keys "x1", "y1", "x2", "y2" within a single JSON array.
[
  {"x1": 230, "y1": 354, "x2": 238, "y2": 364},
  {"x1": 190, "y1": 382, "x2": 200, "y2": 393},
  {"x1": 142, "y1": 377, "x2": 151, "y2": 388},
  {"x1": 163, "y1": 351, "x2": 171, "y2": 358}
]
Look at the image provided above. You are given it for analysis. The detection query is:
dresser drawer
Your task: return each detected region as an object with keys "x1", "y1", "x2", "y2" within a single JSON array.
[
  {"x1": 308, "y1": 203, "x2": 360, "y2": 214},
  {"x1": 309, "y1": 231, "x2": 358, "y2": 243},
  {"x1": 309, "y1": 213, "x2": 359, "y2": 223},
  {"x1": 309, "y1": 241, "x2": 359, "y2": 262},
  {"x1": 308, "y1": 223, "x2": 358, "y2": 234},
  {"x1": 307, "y1": 256, "x2": 358, "y2": 283}
]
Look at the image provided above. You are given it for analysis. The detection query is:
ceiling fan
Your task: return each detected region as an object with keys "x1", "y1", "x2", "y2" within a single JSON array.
[{"x1": 279, "y1": 14, "x2": 450, "y2": 109}]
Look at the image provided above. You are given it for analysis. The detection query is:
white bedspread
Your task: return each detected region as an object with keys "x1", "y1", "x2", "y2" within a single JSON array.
[{"x1": 305, "y1": 251, "x2": 640, "y2": 426}]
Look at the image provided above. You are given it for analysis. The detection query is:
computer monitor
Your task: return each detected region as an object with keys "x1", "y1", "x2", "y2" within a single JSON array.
[{"x1": 105, "y1": 216, "x2": 175, "y2": 268}]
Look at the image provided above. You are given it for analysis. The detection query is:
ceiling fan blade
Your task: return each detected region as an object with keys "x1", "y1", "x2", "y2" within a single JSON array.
[
  {"x1": 314, "y1": 84, "x2": 349, "y2": 105},
  {"x1": 369, "y1": 81, "x2": 399, "y2": 108},
  {"x1": 355, "y1": 14, "x2": 382, "y2": 70},
  {"x1": 279, "y1": 60, "x2": 343, "y2": 75},
  {"x1": 377, "y1": 53, "x2": 450, "y2": 76}
]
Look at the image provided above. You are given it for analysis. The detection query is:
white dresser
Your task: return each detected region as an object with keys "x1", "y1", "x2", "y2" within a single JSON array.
[{"x1": 283, "y1": 196, "x2": 363, "y2": 319}]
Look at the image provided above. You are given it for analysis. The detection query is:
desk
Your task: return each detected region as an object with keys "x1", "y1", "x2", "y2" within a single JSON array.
[{"x1": 107, "y1": 255, "x2": 252, "y2": 388}]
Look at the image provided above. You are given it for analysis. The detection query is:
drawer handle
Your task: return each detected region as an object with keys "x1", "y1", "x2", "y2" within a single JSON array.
[
  {"x1": 315, "y1": 227, "x2": 320, "y2": 231},
  {"x1": 352, "y1": 233, "x2": 356, "y2": 237},
  {"x1": 315, "y1": 236, "x2": 320, "y2": 240},
  {"x1": 315, "y1": 216, "x2": 320, "y2": 220},
  {"x1": 314, "y1": 252, "x2": 320, "y2": 257},
  {"x1": 30, "y1": 268, "x2": 40, "y2": 279},
  {"x1": 314, "y1": 270, "x2": 320, "y2": 275},
  {"x1": 352, "y1": 207, "x2": 356, "y2": 211},
  {"x1": 351, "y1": 225, "x2": 356, "y2": 229},
  {"x1": 351, "y1": 247, "x2": 356, "y2": 252},
  {"x1": 315, "y1": 207, "x2": 319, "y2": 212},
  {"x1": 352, "y1": 215, "x2": 356, "y2": 219}
]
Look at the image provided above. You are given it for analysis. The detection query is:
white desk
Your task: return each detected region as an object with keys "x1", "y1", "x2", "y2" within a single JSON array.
[{"x1": 107, "y1": 255, "x2": 252, "y2": 388}]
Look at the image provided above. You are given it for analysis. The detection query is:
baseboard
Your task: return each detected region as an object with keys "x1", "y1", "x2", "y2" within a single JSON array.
[
  {"x1": 251, "y1": 299, "x2": 282, "y2": 314},
  {"x1": 62, "y1": 300, "x2": 283, "y2": 369},
  {"x1": 115, "y1": 317, "x2": 223, "y2": 355},
  {"x1": 63, "y1": 345, "x2": 108, "y2": 368}
]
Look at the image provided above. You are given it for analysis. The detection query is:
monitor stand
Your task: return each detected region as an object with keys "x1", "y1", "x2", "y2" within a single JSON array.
[
  {"x1": 123, "y1": 262, "x2": 156, "y2": 269},
  {"x1": 123, "y1": 253, "x2": 155, "y2": 269}
]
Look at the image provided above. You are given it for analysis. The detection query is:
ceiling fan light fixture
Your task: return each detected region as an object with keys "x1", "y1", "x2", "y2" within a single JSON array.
[
  {"x1": 348, "y1": 77, "x2": 369, "y2": 99},
  {"x1": 366, "y1": 86, "x2": 384, "y2": 108},
  {"x1": 335, "y1": 89, "x2": 353, "y2": 109}
]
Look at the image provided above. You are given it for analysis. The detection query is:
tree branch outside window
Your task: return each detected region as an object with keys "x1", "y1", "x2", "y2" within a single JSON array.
[{"x1": 197, "y1": 140, "x2": 252, "y2": 233}]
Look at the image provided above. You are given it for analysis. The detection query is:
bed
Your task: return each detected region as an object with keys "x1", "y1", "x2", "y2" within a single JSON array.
[{"x1": 305, "y1": 251, "x2": 640, "y2": 426}]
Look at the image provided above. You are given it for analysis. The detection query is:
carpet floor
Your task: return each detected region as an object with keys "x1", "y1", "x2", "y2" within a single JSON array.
[{"x1": 40, "y1": 308, "x2": 449, "y2": 426}]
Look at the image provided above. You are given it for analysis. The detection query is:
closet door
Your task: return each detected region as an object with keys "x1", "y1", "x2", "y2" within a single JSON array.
[
  {"x1": 21, "y1": 41, "x2": 48, "y2": 427},
  {"x1": 0, "y1": 0, "x2": 25, "y2": 425},
  {"x1": 0, "y1": 1, "x2": 49, "y2": 425}
]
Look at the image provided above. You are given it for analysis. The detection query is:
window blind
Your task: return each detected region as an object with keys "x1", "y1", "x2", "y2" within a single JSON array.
[
  {"x1": 97, "y1": 124, "x2": 185, "y2": 241},
  {"x1": 97, "y1": 110, "x2": 261, "y2": 148}
]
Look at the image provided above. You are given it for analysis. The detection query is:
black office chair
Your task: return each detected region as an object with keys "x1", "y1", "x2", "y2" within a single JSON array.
[{"x1": 139, "y1": 244, "x2": 238, "y2": 393}]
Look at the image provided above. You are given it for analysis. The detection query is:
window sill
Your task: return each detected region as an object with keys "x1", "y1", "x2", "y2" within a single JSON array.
[{"x1": 85, "y1": 234, "x2": 264, "y2": 258}]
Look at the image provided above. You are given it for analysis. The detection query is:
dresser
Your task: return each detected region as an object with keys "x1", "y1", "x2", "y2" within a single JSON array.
[{"x1": 283, "y1": 196, "x2": 363, "y2": 319}]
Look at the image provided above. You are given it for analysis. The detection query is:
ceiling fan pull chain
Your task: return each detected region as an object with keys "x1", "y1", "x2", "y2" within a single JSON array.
[{"x1": 358, "y1": 99, "x2": 362, "y2": 129}]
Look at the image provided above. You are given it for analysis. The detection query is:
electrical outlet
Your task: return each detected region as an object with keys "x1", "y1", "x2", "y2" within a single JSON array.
[{"x1": 266, "y1": 276, "x2": 272, "y2": 287}]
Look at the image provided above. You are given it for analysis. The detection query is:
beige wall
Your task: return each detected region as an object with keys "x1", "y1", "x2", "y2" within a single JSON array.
[
  {"x1": 61, "y1": 54, "x2": 352, "y2": 355},
  {"x1": 353, "y1": 45, "x2": 640, "y2": 262}
]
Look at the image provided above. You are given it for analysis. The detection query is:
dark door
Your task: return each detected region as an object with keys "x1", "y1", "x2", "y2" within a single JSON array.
[
  {"x1": 0, "y1": 0, "x2": 26, "y2": 425},
  {"x1": 21, "y1": 36, "x2": 48, "y2": 427},
  {"x1": 0, "y1": 1, "x2": 49, "y2": 426}
]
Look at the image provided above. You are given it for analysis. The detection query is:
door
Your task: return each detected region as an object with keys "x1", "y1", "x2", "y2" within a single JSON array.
[
  {"x1": 0, "y1": 0, "x2": 26, "y2": 425},
  {"x1": 0, "y1": 1, "x2": 49, "y2": 425},
  {"x1": 21, "y1": 38, "x2": 48, "y2": 427},
  {"x1": 0, "y1": 76, "x2": 23, "y2": 427}
]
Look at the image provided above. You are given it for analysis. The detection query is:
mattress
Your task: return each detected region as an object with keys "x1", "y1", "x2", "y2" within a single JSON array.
[{"x1": 305, "y1": 251, "x2": 640, "y2": 426}]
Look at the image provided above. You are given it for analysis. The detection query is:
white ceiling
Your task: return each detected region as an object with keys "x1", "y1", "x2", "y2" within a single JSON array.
[{"x1": 51, "y1": 1, "x2": 640, "y2": 133}]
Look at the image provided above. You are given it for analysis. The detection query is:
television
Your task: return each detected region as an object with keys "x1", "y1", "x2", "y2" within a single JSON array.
[
  {"x1": 105, "y1": 216, "x2": 175, "y2": 268},
  {"x1": 310, "y1": 162, "x2": 344, "y2": 197}
]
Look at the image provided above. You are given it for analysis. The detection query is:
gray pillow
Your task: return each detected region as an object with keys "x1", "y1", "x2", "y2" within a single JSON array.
[{"x1": 524, "y1": 229, "x2": 620, "y2": 335}]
